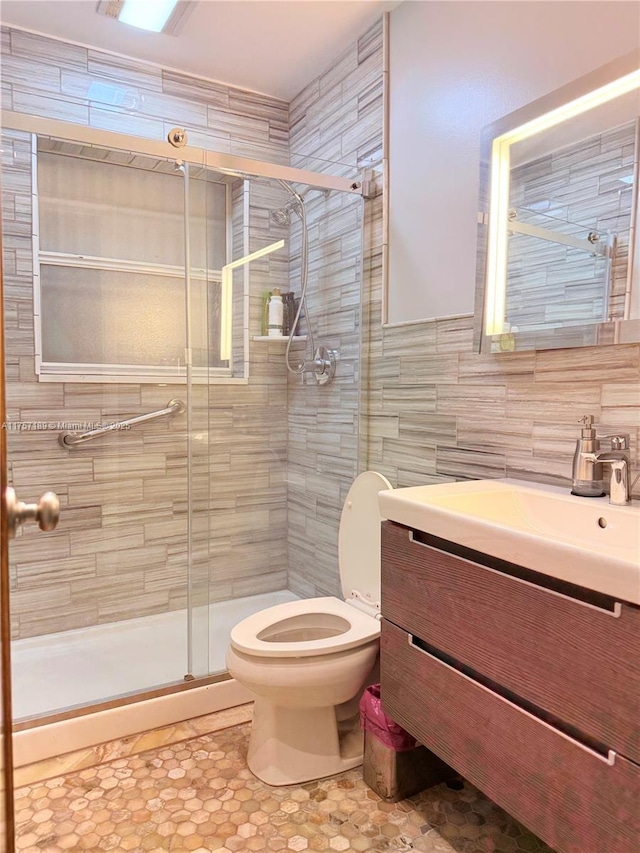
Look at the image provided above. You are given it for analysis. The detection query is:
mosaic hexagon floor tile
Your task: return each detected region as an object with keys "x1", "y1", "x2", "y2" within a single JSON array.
[{"x1": 14, "y1": 722, "x2": 554, "y2": 853}]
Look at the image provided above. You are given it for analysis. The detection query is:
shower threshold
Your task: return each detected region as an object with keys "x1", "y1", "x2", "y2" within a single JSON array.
[{"x1": 11, "y1": 589, "x2": 298, "y2": 721}]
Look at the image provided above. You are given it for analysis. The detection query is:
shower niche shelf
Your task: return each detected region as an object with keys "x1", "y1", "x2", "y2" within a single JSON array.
[{"x1": 253, "y1": 336, "x2": 307, "y2": 342}]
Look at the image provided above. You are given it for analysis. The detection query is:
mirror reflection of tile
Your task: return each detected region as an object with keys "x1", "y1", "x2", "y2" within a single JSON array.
[{"x1": 507, "y1": 122, "x2": 635, "y2": 332}]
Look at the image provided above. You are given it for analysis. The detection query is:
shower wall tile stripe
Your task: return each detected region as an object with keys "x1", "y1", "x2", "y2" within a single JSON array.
[{"x1": 285, "y1": 19, "x2": 384, "y2": 600}]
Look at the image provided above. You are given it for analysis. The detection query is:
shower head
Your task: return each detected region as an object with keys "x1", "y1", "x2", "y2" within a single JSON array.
[
  {"x1": 270, "y1": 207, "x2": 291, "y2": 226},
  {"x1": 270, "y1": 199, "x2": 302, "y2": 226}
]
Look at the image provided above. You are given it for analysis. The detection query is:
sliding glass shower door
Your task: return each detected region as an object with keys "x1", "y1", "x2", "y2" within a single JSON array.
[
  {"x1": 2, "y1": 113, "x2": 368, "y2": 720},
  {"x1": 2, "y1": 130, "x2": 221, "y2": 719}
]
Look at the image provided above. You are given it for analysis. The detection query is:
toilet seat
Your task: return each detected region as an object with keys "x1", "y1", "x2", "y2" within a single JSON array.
[
  {"x1": 229, "y1": 596, "x2": 380, "y2": 658},
  {"x1": 229, "y1": 471, "x2": 393, "y2": 661}
]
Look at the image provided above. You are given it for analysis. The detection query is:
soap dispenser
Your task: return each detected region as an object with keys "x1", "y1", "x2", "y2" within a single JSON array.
[{"x1": 571, "y1": 414, "x2": 604, "y2": 497}]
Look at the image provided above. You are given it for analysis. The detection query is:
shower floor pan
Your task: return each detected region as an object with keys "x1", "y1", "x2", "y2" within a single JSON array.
[{"x1": 11, "y1": 590, "x2": 298, "y2": 721}]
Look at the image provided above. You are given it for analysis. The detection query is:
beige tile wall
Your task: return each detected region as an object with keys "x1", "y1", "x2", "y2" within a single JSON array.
[
  {"x1": 1, "y1": 27, "x2": 291, "y2": 640},
  {"x1": 2, "y1": 28, "x2": 289, "y2": 163},
  {"x1": 286, "y1": 21, "x2": 383, "y2": 598}
]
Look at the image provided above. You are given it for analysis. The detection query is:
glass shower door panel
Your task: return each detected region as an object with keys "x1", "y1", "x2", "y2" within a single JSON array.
[
  {"x1": 182, "y1": 162, "x2": 219, "y2": 680},
  {"x1": 205, "y1": 174, "x2": 294, "y2": 675},
  {"x1": 2, "y1": 133, "x2": 202, "y2": 719}
]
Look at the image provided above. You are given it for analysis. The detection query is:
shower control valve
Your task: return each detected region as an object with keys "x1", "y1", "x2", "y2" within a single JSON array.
[{"x1": 313, "y1": 347, "x2": 338, "y2": 386}]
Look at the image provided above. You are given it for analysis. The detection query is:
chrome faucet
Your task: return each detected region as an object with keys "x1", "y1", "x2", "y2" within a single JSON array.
[
  {"x1": 571, "y1": 415, "x2": 632, "y2": 505},
  {"x1": 584, "y1": 451, "x2": 631, "y2": 505}
]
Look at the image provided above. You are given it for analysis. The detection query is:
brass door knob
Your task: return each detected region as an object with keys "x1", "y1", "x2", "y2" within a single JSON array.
[{"x1": 4, "y1": 487, "x2": 60, "y2": 539}]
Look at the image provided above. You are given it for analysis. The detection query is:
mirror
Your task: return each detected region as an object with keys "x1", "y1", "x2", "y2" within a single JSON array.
[{"x1": 476, "y1": 52, "x2": 640, "y2": 352}]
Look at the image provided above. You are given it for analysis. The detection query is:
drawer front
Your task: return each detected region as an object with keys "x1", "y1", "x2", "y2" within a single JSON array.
[
  {"x1": 381, "y1": 619, "x2": 640, "y2": 853},
  {"x1": 382, "y1": 520, "x2": 640, "y2": 764}
]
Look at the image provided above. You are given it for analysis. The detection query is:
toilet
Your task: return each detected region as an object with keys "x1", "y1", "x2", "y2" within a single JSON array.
[{"x1": 226, "y1": 471, "x2": 393, "y2": 786}]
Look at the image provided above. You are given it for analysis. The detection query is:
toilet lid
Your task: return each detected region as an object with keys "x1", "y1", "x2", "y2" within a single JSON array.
[{"x1": 339, "y1": 471, "x2": 393, "y2": 610}]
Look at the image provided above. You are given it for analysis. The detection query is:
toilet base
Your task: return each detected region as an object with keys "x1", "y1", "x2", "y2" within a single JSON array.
[{"x1": 247, "y1": 699, "x2": 364, "y2": 786}]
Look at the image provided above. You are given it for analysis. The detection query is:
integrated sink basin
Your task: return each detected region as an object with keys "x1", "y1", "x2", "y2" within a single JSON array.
[{"x1": 378, "y1": 479, "x2": 640, "y2": 604}]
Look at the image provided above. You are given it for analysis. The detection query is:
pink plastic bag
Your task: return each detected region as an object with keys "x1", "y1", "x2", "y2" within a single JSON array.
[{"x1": 359, "y1": 684, "x2": 417, "y2": 751}]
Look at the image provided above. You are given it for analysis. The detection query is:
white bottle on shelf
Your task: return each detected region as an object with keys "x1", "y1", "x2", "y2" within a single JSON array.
[{"x1": 268, "y1": 288, "x2": 284, "y2": 337}]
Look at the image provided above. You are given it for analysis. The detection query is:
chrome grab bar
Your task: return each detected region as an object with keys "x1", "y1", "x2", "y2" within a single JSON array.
[{"x1": 59, "y1": 399, "x2": 186, "y2": 448}]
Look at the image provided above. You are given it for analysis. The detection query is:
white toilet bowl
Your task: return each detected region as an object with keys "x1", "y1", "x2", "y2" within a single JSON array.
[{"x1": 226, "y1": 471, "x2": 392, "y2": 786}]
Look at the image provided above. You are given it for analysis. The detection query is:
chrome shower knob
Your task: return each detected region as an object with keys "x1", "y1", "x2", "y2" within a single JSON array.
[
  {"x1": 5, "y1": 487, "x2": 60, "y2": 539},
  {"x1": 313, "y1": 347, "x2": 338, "y2": 386}
]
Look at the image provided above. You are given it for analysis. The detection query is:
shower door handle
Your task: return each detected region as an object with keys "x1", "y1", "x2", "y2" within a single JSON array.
[{"x1": 4, "y1": 487, "x2": 60, "y2": 539}]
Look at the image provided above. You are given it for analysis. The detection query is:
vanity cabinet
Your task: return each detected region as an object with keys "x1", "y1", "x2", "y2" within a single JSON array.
[{"x1": 380, "y1": 519, "x2": 640, "y2": 853}]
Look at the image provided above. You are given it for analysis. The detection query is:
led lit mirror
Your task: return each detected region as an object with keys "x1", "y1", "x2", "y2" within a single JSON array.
[{"x1": 475, "y1": 52, "x2": 640, "y2": 352}]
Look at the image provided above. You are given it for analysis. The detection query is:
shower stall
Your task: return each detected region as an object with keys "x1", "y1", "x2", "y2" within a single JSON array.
[{"x1": 1, "y1": 115, "x2": 367, "y2": 732}]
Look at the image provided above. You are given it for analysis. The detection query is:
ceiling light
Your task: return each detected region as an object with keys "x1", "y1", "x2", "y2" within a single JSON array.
[
  {"x1": 97, "y1": 0, "x2": 194, "y2": 35},
  {"x1": 118, "y1": 0, "x2": 180, "y2": 32}
]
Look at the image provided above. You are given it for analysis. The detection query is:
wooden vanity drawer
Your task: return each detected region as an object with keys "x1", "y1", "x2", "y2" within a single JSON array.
[
  {"x1": 381, "y1": 619, "x2": 640, "y2": 853},
  {"x1": 382, "y1": 520, "x2": 640, "y2": 764}
]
